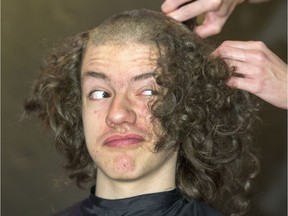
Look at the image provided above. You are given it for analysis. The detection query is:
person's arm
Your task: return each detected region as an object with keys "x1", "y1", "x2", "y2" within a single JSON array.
[
  {"x1": 213, "y1": 40, "x2": 287, "y2": 109},
  {"x1": 161, "y1": 0, "x2": 270, "y2": 38}
]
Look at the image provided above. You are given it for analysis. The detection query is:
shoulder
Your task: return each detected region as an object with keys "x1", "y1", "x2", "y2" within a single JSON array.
[
  {"x1": 50, "y1": 200, "x2": 84, "y2": 216},
  {"x1": 51, "y1": 186, "x2": 96, "y2": 216},
  {"x1": 179, "y1": 199, "x2": 224, "y2": 216}
]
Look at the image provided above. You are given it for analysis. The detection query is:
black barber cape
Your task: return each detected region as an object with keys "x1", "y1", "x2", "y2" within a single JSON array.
[{"x1": 53, "y1": 186, "x2": 223, "y2": 216}]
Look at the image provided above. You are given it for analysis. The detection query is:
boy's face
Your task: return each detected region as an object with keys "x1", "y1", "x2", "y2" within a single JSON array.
[{"x1": 81, "y1": 43, "x2": 177, "y2": 185}]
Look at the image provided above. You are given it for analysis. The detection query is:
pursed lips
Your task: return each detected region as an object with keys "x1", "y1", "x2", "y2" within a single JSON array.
[{"x1": 104, "y1": 134, "x2": 145, "y2": 147}]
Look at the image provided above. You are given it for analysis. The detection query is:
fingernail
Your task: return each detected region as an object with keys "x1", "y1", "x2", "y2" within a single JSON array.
[
  {"x1": 161, "y1": 2, "x2": 168, "y2": 12},
  {"x1": 167, "y1": 12, "x2": 177, "y2": 20}
]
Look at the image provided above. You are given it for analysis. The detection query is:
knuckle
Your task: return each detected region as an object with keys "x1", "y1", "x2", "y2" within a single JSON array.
[
  {"x1": 213, "y1": 25, "x2": 222, "y2": 35},
  {"x1": 169, "y1": 0, "x2": 179, "y2": 10},
  {"x1": 220, "y1": 40, "x2": 231, "y2": 47},
  {"x1": 254, "y1": 41, "x2": 267, "y2": 50},
  {"x1": 254, "y1": 51, "x2": 268, "y2": 63},
  {"x1": 162, "y1": 0, "x2": 181, "y2": 12},
  {"x1": 207, "y1": 25, "x2": 222, "y2": 37},
  {"x1": 209, "y1": 0, "x2": 222, "y2": 9}
]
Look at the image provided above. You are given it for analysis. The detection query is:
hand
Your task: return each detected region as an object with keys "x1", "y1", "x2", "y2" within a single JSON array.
[
  {"x1": 213, "y1": 41, "x2": 287, "y2": 109},
  {"x1": 161, "y1": 0, "x2": 268, "y2": 38}
]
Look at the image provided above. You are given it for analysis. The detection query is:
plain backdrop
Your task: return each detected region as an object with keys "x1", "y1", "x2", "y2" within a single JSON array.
[{"x1": 2, "y1": 0, "x2": 287, "y2": 215}]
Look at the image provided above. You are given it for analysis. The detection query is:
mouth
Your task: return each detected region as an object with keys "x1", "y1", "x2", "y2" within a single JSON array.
[{"x1": 104, "y1": 134, "x2": 145, "y2": 148}]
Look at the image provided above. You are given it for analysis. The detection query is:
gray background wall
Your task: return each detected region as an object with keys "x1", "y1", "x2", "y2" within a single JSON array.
[{"x1": 2, "y1": 0, "x2": 287, "y2": 215}]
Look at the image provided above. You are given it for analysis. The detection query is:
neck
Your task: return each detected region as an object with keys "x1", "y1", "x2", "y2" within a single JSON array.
[{"x1": 95, "y1": 152, "x2": 177, "y2": 199}]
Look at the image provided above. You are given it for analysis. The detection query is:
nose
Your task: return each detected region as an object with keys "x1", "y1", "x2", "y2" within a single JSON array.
[{"x1": 105, "y1": 94, "x2": 137, "y2": 128}]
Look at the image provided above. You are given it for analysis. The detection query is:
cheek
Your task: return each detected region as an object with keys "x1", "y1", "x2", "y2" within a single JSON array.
[
  {"x1": 135, "y1": 100, "x2": 153, "y2": 122},
  {"x1": 83, "y1": 100, "x2": 107, "y2": 129},
  {"x1": 82, "y1": 108, "x2": 105, "y2": 149},
  {"x1": 135, "y1": 104, "x2": 156, "y2": 138},
  {"x1": 88, "y1": 146, "x2": 100, "y2": 159}
]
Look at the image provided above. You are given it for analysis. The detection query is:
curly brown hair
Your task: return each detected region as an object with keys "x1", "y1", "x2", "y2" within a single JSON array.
[{"x1": 24, "y1": 9, "x2": 259, "y2": 215}]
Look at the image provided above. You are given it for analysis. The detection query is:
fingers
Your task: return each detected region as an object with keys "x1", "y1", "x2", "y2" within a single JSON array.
[
  {"x1": 195, "y1": 13, "x2": 227, "y2": 37},
  {"x1": 213, "y1": 42, "x2": 271, "y2": 64},
  {"x1": 218, "y1": 40, "x2": 264, "y2": 49},
  {"x1": 228, "y1": 74, "x2": 288, "y2": 109},
  {"x1": 215, "y1": 41, "x2": 288, "y2": 108},
  {"x1": 195, "y1": 21, "x2": 223, "y2": 38},
  {"x1": 213, "y1": 44, "x2": 272, "y2": 80},
  {"x1": 216, "y1": 41, "x2": 283, "y2": 63},
  {"x1": 227, "y1": 76, "x2": 259, "y2": 94},
  {"x1": 162, "y1": 0, "x2": 222, "y2": 22},
  {"x1": 161, "y1": 0, "x2": 244, "y2": 37},
  {"x1": 215, "y1": 41, "x2": 269, "y2": 53},
  {"x1": 213, "y1": 42, "x2": 267, "y2": 92},
  {"x1": 226, "y1": 57, "x2": 269, "y2": 96},
  {"x1": 161, "y1": 0, "x2": 191, "y2": 13},
  {"x1": 225, "y1": 59, "x2": 256, "y2": 77}
]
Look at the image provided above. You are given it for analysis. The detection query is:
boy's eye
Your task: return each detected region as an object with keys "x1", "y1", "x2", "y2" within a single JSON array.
[
  {"x1": 89, "y1": 90, "x2": 110, "y2": 100},
  {"x1": 141, "y1": 89, "x2": 159, "y2": 96}
]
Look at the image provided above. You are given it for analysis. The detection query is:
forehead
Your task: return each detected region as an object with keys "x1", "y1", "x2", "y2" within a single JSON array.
[
  {"x1": 81, "y1": 43, "x2": 159, "y2": 73},
  {"x1": 80, "y1": 43, "x2": 161, "y2": 87},
  {"x1": 84, "y1": 42, "x2": 157, "y2": 57}
]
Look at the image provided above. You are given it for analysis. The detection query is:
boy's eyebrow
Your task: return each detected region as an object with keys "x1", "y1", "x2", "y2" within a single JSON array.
[
  {"x1": 81, "y1": 71, "x2": 110, "y2": 81},
  {"x1": 81, "y1": 71, "x2": 157, "y2": 82},
  {"x1": 131, "y1": 72, "x2": 158, "y2": 82}
]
